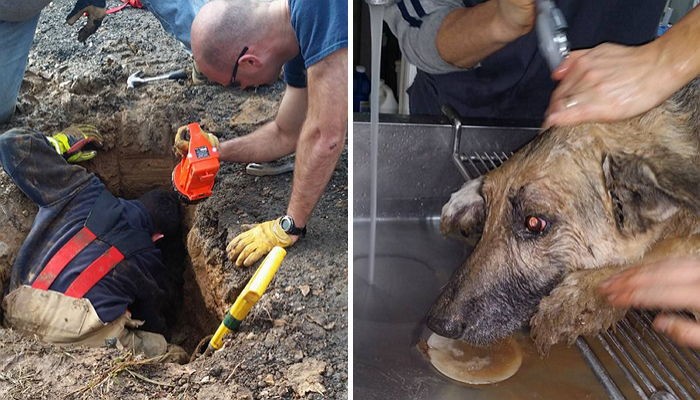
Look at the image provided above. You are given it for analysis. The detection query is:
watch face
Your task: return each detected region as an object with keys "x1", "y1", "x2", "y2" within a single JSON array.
[{"x1": 280, "y1": 216, "x2": 293, "y2": 232}]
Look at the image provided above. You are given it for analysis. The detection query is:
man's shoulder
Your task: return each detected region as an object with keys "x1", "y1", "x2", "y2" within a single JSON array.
[
  {"x1": 288, "y1": 0, "x2": 347, "y2": 31},
  {"x1": 289, "y1": 0, "x2": 347, "y2": 66},
  {"x1": 284, "y1": 0, "x2": 346, "y2": 85}
]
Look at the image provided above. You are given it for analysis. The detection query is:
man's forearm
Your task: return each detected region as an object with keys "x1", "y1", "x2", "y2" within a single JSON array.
[
  {"x1": 436, "y1": 0, "x2": 534, "y2": 68},
  {"x1": 218, "y1": 120, "x2": 298, "y2": 163},
  {"x1": 286, "y1": 49, "x2": 347, "y2": 229},
  {"x1": 218, "y1": 85, "x2": 307, "y2": 163},
  {"x1": 286, "y1": 118, "x2": 345, "y2": 229}
]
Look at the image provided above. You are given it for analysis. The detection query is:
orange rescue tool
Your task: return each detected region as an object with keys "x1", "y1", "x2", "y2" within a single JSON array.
[{"x1": 172, "y1": 122, "x2": 220, "y2": 202}]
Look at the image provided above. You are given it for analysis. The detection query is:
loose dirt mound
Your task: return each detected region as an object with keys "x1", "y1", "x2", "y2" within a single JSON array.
[{"x1": 0, "y1": 1, "x2": 348, "y2": 398}]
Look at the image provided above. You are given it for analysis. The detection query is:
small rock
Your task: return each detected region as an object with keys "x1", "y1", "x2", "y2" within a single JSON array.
[
  {"x1": 299, "y1": 285, "x2": 311, "y2": 297},
  {"x1": 285, "y1": 358, "x2": 327, "y2": 397},
  {"x1": 293, "y1": 350, "x2": 304, "y2": 361},
  {"x1": 273, "y1": 319, "x2": 286, "y2": 327},
  {"x1": 323, "y1": 321, "x2": 336, "y2": 330}
]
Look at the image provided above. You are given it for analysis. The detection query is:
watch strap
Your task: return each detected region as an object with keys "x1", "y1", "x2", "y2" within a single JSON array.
[
  {"x1": 286, "y1": 224, "x2": 306, "y2": 237},
  {"x1": 280, "y1": 216, "x2": 306, "y2": 237}
]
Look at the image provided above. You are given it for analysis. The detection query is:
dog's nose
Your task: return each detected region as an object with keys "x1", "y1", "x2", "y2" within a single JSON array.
[{"x1": 426, "y1": 315, "x2": 465, "y2": 338}]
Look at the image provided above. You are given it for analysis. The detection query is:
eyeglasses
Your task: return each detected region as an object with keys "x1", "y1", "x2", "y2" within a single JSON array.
[{"x1": 230, "y1": 46, "x2": 249, "y2": 86}]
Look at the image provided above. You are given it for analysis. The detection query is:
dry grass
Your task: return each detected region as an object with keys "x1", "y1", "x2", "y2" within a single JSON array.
[{"x1": 64, "y1": 352, "x2": 174, "y2": 400}]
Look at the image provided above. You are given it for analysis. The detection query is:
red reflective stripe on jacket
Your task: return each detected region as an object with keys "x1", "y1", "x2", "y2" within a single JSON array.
[
  {"x1": 31, "y1": 227, "x2": 96, "y2": 290},
  {"x1": 63, "y1": 247, "x2": 125, "y2": 298}
]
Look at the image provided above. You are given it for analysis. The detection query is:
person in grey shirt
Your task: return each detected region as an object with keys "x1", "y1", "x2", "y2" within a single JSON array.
[{"x1": 384, "y1": 0, "x2": 664, "y2": 122}]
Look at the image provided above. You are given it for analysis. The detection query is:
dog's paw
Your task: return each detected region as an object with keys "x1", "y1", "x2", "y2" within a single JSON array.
[{"x1": 530, "y1": 269, "x2": 627, "y2": 355}]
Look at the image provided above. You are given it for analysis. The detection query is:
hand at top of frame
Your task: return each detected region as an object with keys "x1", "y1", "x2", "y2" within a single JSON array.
[
  {"x1": 543, "y1": 42, "x2": 675, "y2": 128},
  {"x1": 66, "y1": 0, "x2": 107, "y2": 42},
  {"x1": 496, "y1": 0, "x2": 536, "y2": 38}
]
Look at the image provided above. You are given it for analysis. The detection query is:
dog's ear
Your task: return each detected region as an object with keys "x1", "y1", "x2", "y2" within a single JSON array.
[
  {"x1": 441, "y1": 177, "x2": 485, "y2": 243},
  {"x1": 603, "y1": 153, "x2": 700, "y2": 234}
]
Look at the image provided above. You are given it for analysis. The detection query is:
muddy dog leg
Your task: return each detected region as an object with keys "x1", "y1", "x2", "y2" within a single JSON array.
[
  {"x1": 530, "y1": 265, "x2": 627, "y2": 354},
  {"x1": 531, "y1": 234, "x2": 700, "y2": 354}
]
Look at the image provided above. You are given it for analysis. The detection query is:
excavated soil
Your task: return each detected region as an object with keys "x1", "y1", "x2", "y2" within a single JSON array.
[{"x1": 0, "y1": 1, "x2": 348, "y2": 399}]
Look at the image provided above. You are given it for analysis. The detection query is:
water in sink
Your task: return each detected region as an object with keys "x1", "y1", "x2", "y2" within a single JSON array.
[{"x1": 353, "y1": 218, "x2": 608, "y2": 399}]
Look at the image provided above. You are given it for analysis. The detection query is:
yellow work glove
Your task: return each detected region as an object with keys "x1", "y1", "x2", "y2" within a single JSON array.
[
  {"x1": 47, "y1": 124, "x2": 103, "y2": 163},
  {"x1": 173, "y1": 125, "x2": 220, "y2": 157},
  {"x1": 227, "y1": 219, "x2": 293, "y2": 267}
]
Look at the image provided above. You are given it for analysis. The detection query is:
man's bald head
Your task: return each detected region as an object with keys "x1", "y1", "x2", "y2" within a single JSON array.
[{"x1": 191, "y1": 0, "x2": 264, "y2": 84}]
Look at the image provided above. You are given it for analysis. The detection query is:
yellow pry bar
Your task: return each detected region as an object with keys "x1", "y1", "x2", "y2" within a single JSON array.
[{"x1": 208, "y1": 246, "x2": 287, "y2": 351}]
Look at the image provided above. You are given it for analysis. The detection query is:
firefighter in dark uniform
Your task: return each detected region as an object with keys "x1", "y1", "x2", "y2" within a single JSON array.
[{"x1": 0, "y1": 126, "x2": 186, "y2": 362}]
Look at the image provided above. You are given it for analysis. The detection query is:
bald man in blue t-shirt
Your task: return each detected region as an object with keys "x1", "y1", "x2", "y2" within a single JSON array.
[{"x1": 189, "y1": 0, "x2": 348, "y2": 268}]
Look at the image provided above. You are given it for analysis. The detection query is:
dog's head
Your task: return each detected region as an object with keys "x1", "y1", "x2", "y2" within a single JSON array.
[{"x1": 428, "y1": 121, "x2": 700, "y2": 345}]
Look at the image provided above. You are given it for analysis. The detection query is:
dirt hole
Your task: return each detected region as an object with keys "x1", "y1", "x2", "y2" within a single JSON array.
[{"x1": 89, "y1": 145, "x2": 221, "y2": 355}]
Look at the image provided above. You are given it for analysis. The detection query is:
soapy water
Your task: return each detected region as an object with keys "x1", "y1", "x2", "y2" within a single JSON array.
[{"x1": 424, "y1": 333, "x2": 523, "y2": 385}]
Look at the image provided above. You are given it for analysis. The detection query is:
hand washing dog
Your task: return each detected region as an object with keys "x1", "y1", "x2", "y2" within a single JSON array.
[{"x1": 429, "y1": 79, "x2": 700, "y2": 354}]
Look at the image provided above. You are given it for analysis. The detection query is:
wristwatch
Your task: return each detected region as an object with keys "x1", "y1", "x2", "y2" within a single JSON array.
[{"x1": 279, "y1": 215, "x2": 306, "y2": 237}]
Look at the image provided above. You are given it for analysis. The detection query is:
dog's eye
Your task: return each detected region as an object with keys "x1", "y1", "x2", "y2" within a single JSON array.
[{"x1": 525, "y1": 216, "x2": 548, "y2": 234}]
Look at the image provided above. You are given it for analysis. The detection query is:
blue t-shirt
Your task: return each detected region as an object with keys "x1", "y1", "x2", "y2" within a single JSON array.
[{"x1": 283, "y1": 0, "x2": 348, "y2": 88}]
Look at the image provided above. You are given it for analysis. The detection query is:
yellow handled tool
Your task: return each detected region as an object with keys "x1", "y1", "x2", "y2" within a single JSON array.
[{"x1": 205, "y1": 246, "x2": 286, "y2": 355}]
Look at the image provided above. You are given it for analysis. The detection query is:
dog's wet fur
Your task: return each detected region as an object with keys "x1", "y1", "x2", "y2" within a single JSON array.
[{"x1": 430, "y1": 79, "x2": 700, "y2": 353}]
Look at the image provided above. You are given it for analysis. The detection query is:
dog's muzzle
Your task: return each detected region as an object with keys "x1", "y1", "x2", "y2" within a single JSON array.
[{"x1": 426, "y1": 314, "x2": 466, "y2": 339}]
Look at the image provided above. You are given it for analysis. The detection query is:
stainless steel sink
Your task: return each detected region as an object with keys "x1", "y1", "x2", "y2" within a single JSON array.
[
  {"x1": 352, "y1": 117, "x2": 608, "y2": 399},
  {"x1": 352, "y1": 117, "x2": 700, "y2": 400}
]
